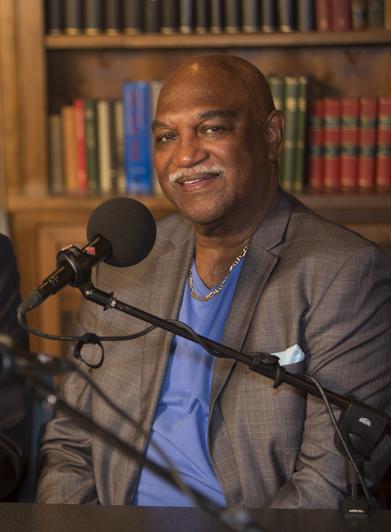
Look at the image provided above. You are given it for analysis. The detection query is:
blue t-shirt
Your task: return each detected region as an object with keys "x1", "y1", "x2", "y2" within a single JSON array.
[{"x1": 133, "y1": 258, "x2": 244, "y2": 506}]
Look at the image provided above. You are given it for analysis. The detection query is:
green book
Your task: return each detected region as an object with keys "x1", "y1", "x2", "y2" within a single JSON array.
[
  {"x1": 268, "y1": 75, "x2": 285, "y2": 182},
  {"x1": 293, "y1": 76, "x2": 308, "y2": 192},
  {"x1": 84, "y1": 99, "x2": 100, "y2": 194},
  {"x1": 280, "y1": 77, "x2": 300, "y2": 192}
]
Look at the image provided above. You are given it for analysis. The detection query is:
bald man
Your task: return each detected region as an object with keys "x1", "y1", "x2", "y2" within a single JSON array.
[{"x1": 37, "y1": 55, "x2": 391, "y2": 509}]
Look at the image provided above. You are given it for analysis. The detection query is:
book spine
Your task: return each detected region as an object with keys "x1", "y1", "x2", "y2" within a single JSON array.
[
  {"x1": 331, "y1": 0, "x2": 352, "y2": 30},
  {"x1": 74, "y1": 98, "x2": 88, "y2": 192},
  {"x1": 358, "y1": 96, "x2": 378, "y2": 190},
  {"x1": 375, "y1": 97, "x2": 391, "y2": 191},
  {"x1": 144, "y1": 0, "x2": 161, "y2": 32},
  {"x1": 262, "y1": 0, "x2": 278, "y2": 32},
  {"x1": 195, "y1": 0, "x2": 209, "y2": 34},
  {"x1": 367, "y1": 0, "x2": 385, "y2": 28},
  {"x1": 123, "y1": 82, "x2": 153, "y2": 195},
  {"x1": 315, "y1": 0, "x2": 332, "y2": 31},
  {"x1": 46, "y1": 0, "x2": 64, "y2": 35},
  {"x1": 293, "y1": 76, "x2": 308, "y2": 192},
  {"x1": 161, "y1": 0, "x2": 179, "y2": 33},
  {"x1": 84, "y1": 99, "x2": 100, "y2": 194},
  {"x1": 150, "y1": 80, "x2": 164, "y2": 195},
  {"x1": 268, "y1": 76, "x2": 285, "y2": 112},
  {"x1": 386, "y1": 0, "x2": 391, "y2": 29},
  {"x1": 64, "y1": 0, "x2": 82, "y2": 35},
  {"x1": 351, "y1": 0, "x2": 367, "y2": 29},
  {"x1": 97, "y1": 100, "x2": 111, "y2": 194},
  {"x1": 307, "y1": 99, "x2": 324, "y2": 191},
  {"x1": 61, "y1": 105, "x2": 78, "y2": 193},
  {"x1": 84, "y1": 0, "x2": 103, "y2": 35},
  {"x1": 105, "y1": 0, "x2": 121, "y2": 34},
  {"x1": 280, "y1": 77, "x2": 300, "y2": 192},
  {"x1": 114, "y1": 100, "x2": 126, "y2": 195},
  {"x1": 323, "y1": 98, "x2": 341, "y2": 191},
  {"x1": 242, "y1": 0, "x2": 260, "y2": 33},
  {"x1": 224, "y1": 0, "x2": 241, "y2": 33},
  {"x1": 180, "y1": 0, "x2": 194, "y2": 33},
  {"x1": 278, "y1": 0, "x2": 296, "y2": 32},
  {"x1": 297, "y1": 0, "x2": 315, "y2": 31},
  {"x1": 48, "y1": 114, "x2": 65, "y2": 194},
  {"x1": 210, "y1": 0, "x2": 224, "y2": 33},
  {"x1": 124, "y1": 0, "x2": 142, "y2": 34},
  {"x1": 340, "y1": 98, "x2": 360, "y2": 191},
  {"x1": 107, "y1": 100, "x2": 118, "y2": 194}
]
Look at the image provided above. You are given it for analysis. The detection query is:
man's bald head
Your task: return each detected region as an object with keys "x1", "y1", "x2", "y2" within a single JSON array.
[{"x1": 158, "y1": 54, "x2": 275, "y2": 125}]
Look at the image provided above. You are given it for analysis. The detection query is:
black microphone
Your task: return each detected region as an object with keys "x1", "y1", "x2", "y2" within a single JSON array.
[{"x1": 18, "y1": 197, "x2": 156, "y2": 313}]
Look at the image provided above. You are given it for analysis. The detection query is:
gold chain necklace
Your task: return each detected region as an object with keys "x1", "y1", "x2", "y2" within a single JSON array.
[{"x1": 188, "y1": 244, "x2": 249, "y2": 302}]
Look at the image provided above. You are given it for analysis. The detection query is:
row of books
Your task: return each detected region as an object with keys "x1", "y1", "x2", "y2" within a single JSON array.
[
  {"x1": 307, "y1": 97, "x2": 391, "y2": 192},
  {"x1": 48, "y1": 81, "x2": 163, "y2": 196},
  {"x1": 46, "y1": 0, "x2": 391, "y2": 36}
]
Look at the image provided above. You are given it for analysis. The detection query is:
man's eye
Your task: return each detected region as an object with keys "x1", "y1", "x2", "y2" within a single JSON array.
[
  {"x1": 204, "y1": 126, "x2": 224, "y2": 134},
  {"x1": 155, "y1": 132, "x2": 177, "y2": 143}
]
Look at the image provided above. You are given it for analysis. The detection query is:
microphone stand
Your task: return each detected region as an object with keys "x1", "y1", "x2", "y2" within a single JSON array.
[
  {"x1": 78, "y1": 280, "x2": 391, "y2": 517},
  {"x1": 15, "y1": 369, "x2": 262, "y2": 532}
]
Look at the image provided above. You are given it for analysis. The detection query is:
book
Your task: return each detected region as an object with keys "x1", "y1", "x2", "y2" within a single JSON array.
[
  {"x1": 84, "y1": 0, "x2": 103, "y2": 35},
  {"x1": 268, "y1": 76, "x2": 285, "y2": 113},
  {"x1": 278, "y1": 0, "x2": 296, "y2": 32},
  {"x1": 375, "y1": 97, "x2": 391, "y2": 191},
  {"x1": 161, "y1": 0, "x2": 180, "y2": 33},
  {"x1": 46, "y1": 0, "x2": 63, "y2": 35},
  {"x1": 64, "y1": 0, "x2": 82, "y2": 35},
  {"x1": 307, "y1": 99, "x2": 324, "y2": 191},
  {"x1": 358, "y1": 97, "x2": 378, "y2": 190},
  {"x1": 48, "y1": 114, "x2": 65, "y2": 194},
  {"x1": 280, "y1": 77, "x2": 300, "y2": 192},
  {"x1": 323, "y1": 98, "x2": 341, "y2": 191},
  {"x1": 315, "y1": 0, "x2": 332, "y2": 31},
  {"x1": 225, "y1": 0, "x2": 241, "y2": 33},
  {"x1": 195, "y1": 0, "x2": 209, "y2": 34},
  {"x1": 293, "y1": 77, "x2": 308, "y2": 192},
  {"x1": 123, "y1": 81, "x2": 153, "y2": 195},
  {"x1": 114, "y1": 100, "x2": 126, "y2": 194},
  {"x1": 340, "y1": 98, "x2": 359, "y2": 191},
  {"x1": 124, "y1": 0, "x2": 142, "y2": 34},
  {"x1": 262, "y1": 0, "x2": 279, "y2": 32},
  {"x1": 242, "y1": 0, "x2": 260, "y2": 33},
  {"x1": 367, "y1": 0, "x2": 385, "y2": 27},
  {"x1": 97, "y1": 100, "x2": 112, "y2": 194},
  {"x1": 84, "y1": 99, "x2": 100, "y2": 194},
  {"x1": 144, "y1": 0, "x2": 161, "y2": 32},
  {"x1": 61, "y1": 105, "x2": 78, "y2": 193},
  {"x1": 386, "y1": 0, "x2": 391, "y2": 29},
  {"x1": 105, "y1": 0, "x2": 121, "y2": 34},
  {"x1": 74, "y1": 98, "x2": 88, "y2": 192},
  {"x1": 297, "y1": 0, "x2": 315, "y2": 32},
  {"x1": 351, "y1": 0, "x2": 367, "y2": 29},
  {"x1": 150, "y1": 80, "x2": 164, "y2": 195},
  {"x1": 210, "y1": 0, "x2": 224, "y2": 33},
  {"x1": 180, "y1": 0, "x2": 194, "y2": 33},
  {"x1": 331, "y1": 0, "x2": 352, "y2": 30}
]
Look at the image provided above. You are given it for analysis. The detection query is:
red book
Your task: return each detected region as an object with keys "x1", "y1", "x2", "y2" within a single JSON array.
[
  {"x1": 315, "y1": 0, "x2": 332, "y2": 31},
  {"x1": 307, "y1": 99, "x2": 324, "y2": 191},
  {"x1": 375, "y1": 97, "x2": 391, "y2": 191},
  {"x1": 331, "y1": 0, "x2": 352, "y2": 30},
  {"x1": 358, "y1": 97, "x2": 378, "y2": 191},
  {"x1": 340, "y1": 98, "x2": 359, "y2": 191},
  {"x1": 323, "y1": 98, "x2": 341, "y2": 191},
  {"x1": 74, "y1": 98, "x2": 88, "y2": 192}
]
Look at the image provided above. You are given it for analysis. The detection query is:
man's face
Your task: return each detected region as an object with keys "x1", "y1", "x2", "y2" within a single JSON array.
[{"x1": 153, "y1": 69, "x2": 274, "y2": 227}]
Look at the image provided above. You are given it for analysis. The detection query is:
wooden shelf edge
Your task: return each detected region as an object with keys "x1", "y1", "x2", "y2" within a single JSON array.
[{"x1": 45, "y1": 30, "x2": 391, "y2": 50}]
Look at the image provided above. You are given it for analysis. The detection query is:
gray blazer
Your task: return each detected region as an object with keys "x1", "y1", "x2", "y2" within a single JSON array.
[{"x1": 36, "y1": 189, "x2": 391, "y2": 508}]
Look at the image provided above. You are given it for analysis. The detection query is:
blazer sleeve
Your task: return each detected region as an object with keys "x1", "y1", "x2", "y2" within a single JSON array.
[
  {"x1": 269, "y1": 243, "x2": 391, "y2": 509},
  {"x1": 36, "y1": 296, "x2": 99, "y2": 504}
]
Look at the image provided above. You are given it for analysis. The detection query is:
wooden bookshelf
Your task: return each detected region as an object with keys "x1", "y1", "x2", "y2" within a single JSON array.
[{"x1": 1, "y1": 0, "x2": 391, "y2": 354}]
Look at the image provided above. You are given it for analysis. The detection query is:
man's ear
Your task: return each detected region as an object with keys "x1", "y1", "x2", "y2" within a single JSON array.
[{"x1": 265, "y1": 110, "x2": 284, "y2": 161}]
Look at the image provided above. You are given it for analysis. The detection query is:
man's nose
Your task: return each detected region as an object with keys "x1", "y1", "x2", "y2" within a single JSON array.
[{"x1": 173, "y1": 134, "x2": 208, "y2": 167}]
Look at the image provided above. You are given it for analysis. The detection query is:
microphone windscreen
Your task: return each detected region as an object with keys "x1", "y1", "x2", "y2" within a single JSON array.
[{"x1": 87, "y1": 197, "x2": 156, "y2": 267}]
